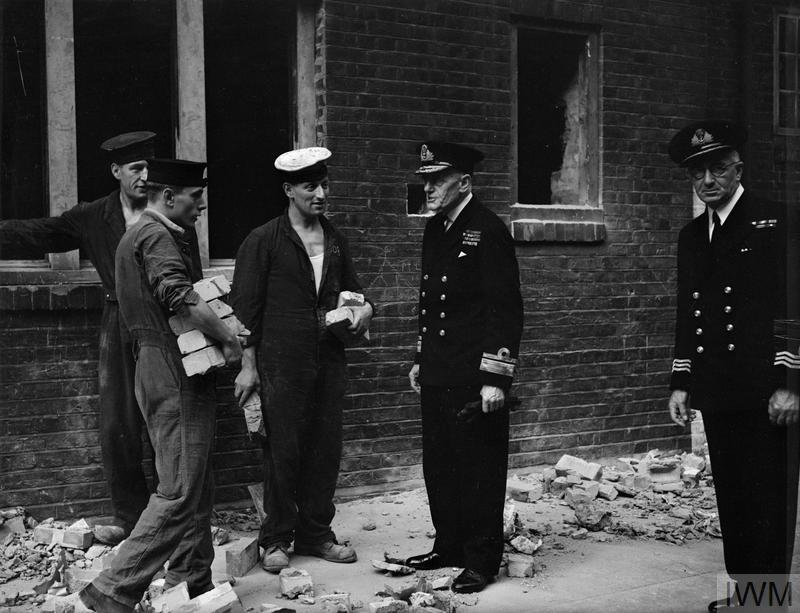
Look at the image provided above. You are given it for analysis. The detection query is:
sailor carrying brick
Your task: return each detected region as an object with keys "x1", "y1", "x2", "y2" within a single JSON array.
[{"x1": 231, "y1": 146, "x2": 374, "y2": 573}]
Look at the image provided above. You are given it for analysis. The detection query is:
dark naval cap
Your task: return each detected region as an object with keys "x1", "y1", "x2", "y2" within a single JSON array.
[
  {"x1": 274, "y1": 147, "x2": 332, "y2": 183},
  {"x1": 668, "y1": 120, "x2": 747, "y2": 166},
  {"x1": 415, "y1": 141, "x2": 484, "y2": 175},
  {"x1": 144, "y1": 159, "x2": 207, "y2": 187},
  {"x1": 100, "y1": 131, "x2": 157, "y2": 165}
]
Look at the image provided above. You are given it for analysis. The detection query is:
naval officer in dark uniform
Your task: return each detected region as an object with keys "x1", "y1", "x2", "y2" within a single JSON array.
[
  {"x1": 665, "y1": 120, "x2": 799, "y2": 611},
  {"x1": 405, "y1": 141, "x2": 523, "y2": 594}
]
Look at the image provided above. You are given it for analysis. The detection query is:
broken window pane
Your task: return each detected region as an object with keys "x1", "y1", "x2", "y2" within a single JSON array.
[
  {"x1": 74, "y1": 0, "x2": 175, "y2": 203},
  {"x1": 517, "y1": 27, "x2": 593, "y2": 205},
  {"x1": 0, "y1": 0, "x2": 47, "y2": 259}
]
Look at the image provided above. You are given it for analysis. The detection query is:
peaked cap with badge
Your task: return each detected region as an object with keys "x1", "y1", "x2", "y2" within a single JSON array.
[
  {"x1": 667, "y1": 118, "x2": 800, "y2": 581},
  {"x1": 668, "y1": 120, "x2": 747, "y2": 166},
  {"x1": 101, "y1": 131, "x2": 157, "y2": 165},
  {"x1": 145, "y1": 159, "x2": 207, "y2": 187},
  {"x1": 415, "y1": 141, "x2": 485, "y2": 175},
  {"x1": 274, "y1": 146, "x2": 332, "y2": 183}
]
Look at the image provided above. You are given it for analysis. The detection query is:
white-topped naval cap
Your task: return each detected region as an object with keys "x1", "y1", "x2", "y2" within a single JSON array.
[{"x1": 274, "y1": 146, "x2": 332, "y2": 172}]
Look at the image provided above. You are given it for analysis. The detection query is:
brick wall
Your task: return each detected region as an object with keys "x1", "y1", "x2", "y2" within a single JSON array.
[{"x1": 3, "y1": 0, "x2": 791, "y2": 518}]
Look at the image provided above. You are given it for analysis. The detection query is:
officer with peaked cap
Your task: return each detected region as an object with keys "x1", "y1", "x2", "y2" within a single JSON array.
[
  {"x1": 666, "y1": 120, "x2": 799, "y2": 611},
  {"x1": 80, "y1": 159, "x2": 241, "y2": 612},
  {"x1": 0, "y1": 132, "x2": 199, "y2": 546},
  {"x1": 404, "y1": 141, "x2": 523, "y2": 593},
  {"x1": 231, "y1": 146, "x2": 373, "y2": 573}
]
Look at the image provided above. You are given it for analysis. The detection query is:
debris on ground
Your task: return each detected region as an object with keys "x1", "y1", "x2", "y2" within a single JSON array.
[{"x1": 371, "y1": 559, "x2": 415, "y2": 576}]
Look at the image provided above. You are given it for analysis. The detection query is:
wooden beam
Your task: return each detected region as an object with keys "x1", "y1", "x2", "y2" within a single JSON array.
[
  {"x1": 44, "y1": 0, "x2": 79, "y2": 270},
  {"x1": 296, "y1": 0, "x2": 317, "y2": 147},
  {"x1": 175, "y1": 0, "x2": 209, "y2": 267}
]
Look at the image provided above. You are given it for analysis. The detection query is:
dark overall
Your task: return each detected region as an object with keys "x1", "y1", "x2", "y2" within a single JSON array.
[
  {"x1": 82, "y1": 210, "x2": 214, "y2": 610},
  {"x1": 0, "y1": 192, "x2": 200, "y2": 529},
  {"x1": 414, "y1": 197, "x2": 523, "y2": 576},
  {"x1": 670, "y1": 193, "x2": 800, "y2": 577},
  {"x1": 231, "y1": 211, "x2": 367, "y2": 549}
]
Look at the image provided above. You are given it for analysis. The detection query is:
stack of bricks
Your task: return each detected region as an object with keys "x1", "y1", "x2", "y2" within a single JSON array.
[
  {"x1": 168, "y1": 275, "x2": 264, "y2": 437},
  {"x1": 168, "y1": 275, "x2": 244, "y2": 376}
]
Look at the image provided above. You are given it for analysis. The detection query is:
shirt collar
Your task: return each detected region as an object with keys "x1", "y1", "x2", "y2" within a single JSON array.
[
  {"x1": 445, "y1": 192, "x2": 473, "y2": 226},
  {"x1": 708, "y1": 183, "x2": 744, "y2": 230},
  {"x1": 142, "y1": 208, "x2": 185, "y2": 235}
]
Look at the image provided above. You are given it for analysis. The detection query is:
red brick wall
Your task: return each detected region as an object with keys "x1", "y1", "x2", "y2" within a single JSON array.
[{"x1": 4, "y1": 0, "x2": 793, "y2": 518}]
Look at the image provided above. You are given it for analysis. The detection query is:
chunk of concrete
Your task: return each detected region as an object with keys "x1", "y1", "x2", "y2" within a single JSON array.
[
  {"x1": 541, "y1": 467, "x2": 557, "y2": 493},
  {"x1": 550, "y1": 476, "x2": 569, "y2": 497},
  {"x1": 597, "y1": 482, "x2": 619, "y2": 501},
  {"x1": 279, "y1": 568, "x2": 313, "y2": 599},
  {"x1": 64, "y1": 568, "x2": 100, "y2": 594},
  {"x1": 173, "y1": 582, "x2": 244, "y2": 613},
  {"x1": 510, "y1": 535, "x2": 542, "y2": 555},
  {"x1": 409, "y1": 592, "x2": 435, "y2": 608},
  {"x1": 430, "y1": 576, "x2": 453, "y2": 590},
  {"x1": 554, "y1": 454, "x2": 603, "y2": 481},
  {"x1": 653, "y1": 481, "x2": 684, "y2": 493},
  {"x1": 368, "y1": 599, "x2": 410, "y2": 613},
  {"x1": 506, "y1": 477, "x2": 539, "y2": 503},
  {"x1": 151, "y1": 581, "x2": 191, "y2": 612},
  {"x1": 371, "y1": 560, "x2": 414, "y2": 576},
  {"x1": 505, "y1": 553, "x2": 535, "y2": 577},
  {"x1": 319, "y1": 592, "x2": 352, "y2": 613}
]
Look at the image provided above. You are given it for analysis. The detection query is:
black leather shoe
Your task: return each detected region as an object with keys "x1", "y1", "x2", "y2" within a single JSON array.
[
  {"x1": 452, "y1": 568, "x2": 494, "y2": 594},
  {"x1": 405, "y1": 551, "x2": 447, "y2": 570}
]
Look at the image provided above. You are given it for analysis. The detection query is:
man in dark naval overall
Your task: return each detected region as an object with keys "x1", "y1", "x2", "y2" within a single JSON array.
[
  {"x1": 231, "y1": 146, "x2": 373, "y2": 574},
  {"x1": 80, "y1": 158, "x2": 241, "y2": 612},
  {"x1": 0, "y1": 132, "x2": 201, "y2": 544},
  {"x1": 665, "y1": 120, "x2": 799, "y2": 611},
  {"x1": 405, "y1": 141, "x2": 523, "y2": 594}
]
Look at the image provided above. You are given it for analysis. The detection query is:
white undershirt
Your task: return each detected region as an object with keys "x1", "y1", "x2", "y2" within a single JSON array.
[{"x1": 309, "y1": 252, "x2": 324, "y2": 294}]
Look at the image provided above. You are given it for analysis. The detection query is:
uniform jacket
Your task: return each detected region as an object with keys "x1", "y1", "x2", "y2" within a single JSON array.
[
  {"x1": 414, "y1": 196, "x2": 523, "y2": 390},
  {"x1": 115, "y1": 210, "x2": 203, "y2": 340},
  {"x1": 0, "y1": 190, "x2": 201, "y2": 300},
  {"x1": 670, "y1": 191, "x2": 799, "y2": 407},
  {"x1": 230, "y1": 211, "x2": 369, "y2": 357}
]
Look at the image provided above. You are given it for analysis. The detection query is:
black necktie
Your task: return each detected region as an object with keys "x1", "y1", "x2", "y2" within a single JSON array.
[{"x1": 711, "y1": 211, "x2": 721, "y2": 245}]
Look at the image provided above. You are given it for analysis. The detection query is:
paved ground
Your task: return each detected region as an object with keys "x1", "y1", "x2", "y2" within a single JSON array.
[
  {"x1": 5, "y1": 476, "x2": 800, "y2": 612},
  {"x1": 221, "y1": 488, "x2": 729, "y2": 613}
]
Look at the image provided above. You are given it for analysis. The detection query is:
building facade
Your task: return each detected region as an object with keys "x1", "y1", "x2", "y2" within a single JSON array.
[{"x1": 1, "y1": 0, "x2": 798, "y2": 518}]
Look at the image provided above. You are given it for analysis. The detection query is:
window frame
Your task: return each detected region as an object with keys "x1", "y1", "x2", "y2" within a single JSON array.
[
  {"x1": 0, "y1": 0, "x2": 316, "y2": 280},
  {"x1": 774, "y1": 9, "x2": 800, "y2": 136},
  {"x1": 509, "y1": 17, "x2": 604, "y2": 243}
]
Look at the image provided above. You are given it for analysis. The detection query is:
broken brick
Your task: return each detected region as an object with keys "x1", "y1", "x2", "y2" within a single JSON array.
[
  {"x1": 505, "y1": 553, "x2": 535, "y2": 577},
  {"x1": 319, "y1": 592, "x2": 352, "y2": 613},
  {"x1": 555, "y1": 454, "x2": 603, "y2": 481},
  {"x1": 173, "y1": 582, "x2": 244, "y2": 613},
  {"x1": 279, "y1": 568, "x2": 313, "y2": 599},
  {"x1": 218, "y1": 536, "x2": 258, "y2": 578},
  {"x1": 597, "y1": 483, "x2": 618, "y2": 501},
  {"x1": 151, "y1": 581, "x2": 191, "y2": 612},
  {"x1": 368, "y1": 598, "x2": 409, "y2": 613}
]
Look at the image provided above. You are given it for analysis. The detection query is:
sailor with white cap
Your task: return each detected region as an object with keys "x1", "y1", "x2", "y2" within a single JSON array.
[{"x1": 231, "y1": 146, "x2": 374, "y2": 573}]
